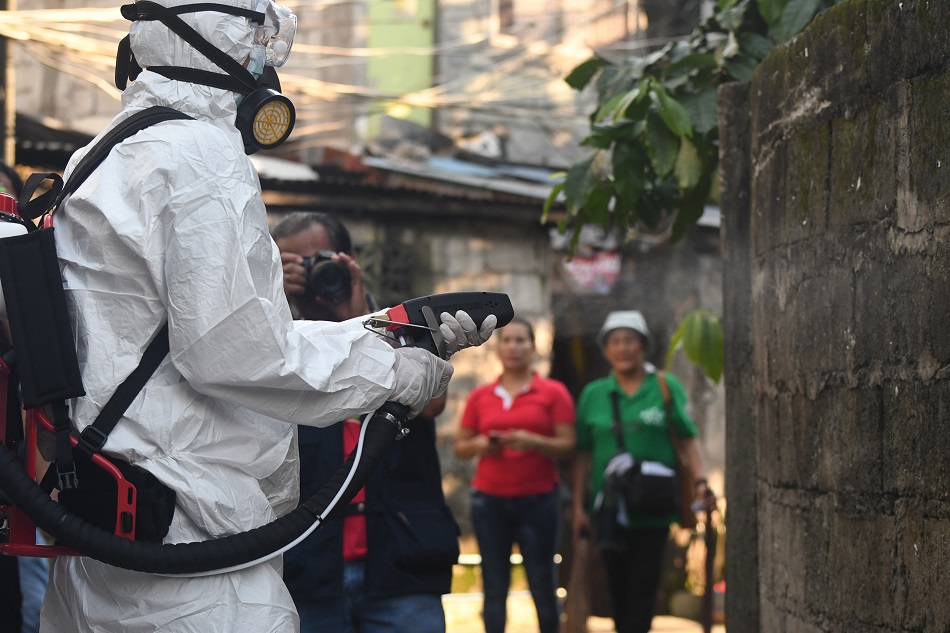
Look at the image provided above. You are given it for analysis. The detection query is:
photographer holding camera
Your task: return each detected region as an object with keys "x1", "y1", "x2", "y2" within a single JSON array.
[
  {"x1": 272, "y1": 212, "x2": 460, "y2": 633},
  {"x1": 275, "y1": 212, "x2": 370, "y2": 321}
]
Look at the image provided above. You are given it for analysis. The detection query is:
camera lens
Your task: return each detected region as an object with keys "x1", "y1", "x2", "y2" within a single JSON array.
[{"x1": 306, "y1": 253, "x2": 352, "y2": 300}]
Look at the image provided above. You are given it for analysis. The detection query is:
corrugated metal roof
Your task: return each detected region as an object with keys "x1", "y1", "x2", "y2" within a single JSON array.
[
  {"x1": 14, "y1": 113, "x2": 563, "y2": 214},
  {"x1": 250, "y1": 155, "x2": 320, "y2": 182},
  {"x1": 362, "y1": 155, "x2": 561, "y2": 201}
]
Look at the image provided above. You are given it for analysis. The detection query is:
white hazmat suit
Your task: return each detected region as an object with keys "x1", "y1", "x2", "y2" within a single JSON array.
[{"x1": 39, "y1": 1, "x2": 457, "y2": 630}]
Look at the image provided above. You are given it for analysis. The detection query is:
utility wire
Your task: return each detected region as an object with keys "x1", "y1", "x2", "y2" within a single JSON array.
[{"x1": 0, "y1": 1, "x2": 636, "y2": 150}]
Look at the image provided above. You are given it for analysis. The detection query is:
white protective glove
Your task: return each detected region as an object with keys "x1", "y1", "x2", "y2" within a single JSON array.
[
  {"x1": 439, "y1": 310, "x2": 497, "y2": 358},
  {"x1": 391, "y1": 346, "x2": 454, "y2": 417}
]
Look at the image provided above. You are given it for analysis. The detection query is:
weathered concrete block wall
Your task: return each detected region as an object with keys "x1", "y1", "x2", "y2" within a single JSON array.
[{"x1": 720, "y1": 1, "x2": 950, "y2": 631}]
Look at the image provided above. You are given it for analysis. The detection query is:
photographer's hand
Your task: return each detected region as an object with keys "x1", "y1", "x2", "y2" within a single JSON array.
[
  {"x1": 280, "y1": 252, "x2": 308, "y2": 296},
  {"x1": 310, "y1": 252, "x2": 369, "y2": 321}
]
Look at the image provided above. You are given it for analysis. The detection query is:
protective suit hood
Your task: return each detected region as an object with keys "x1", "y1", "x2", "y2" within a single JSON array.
[
  {"x1": 130, "y1": 0, "x2": 255, "y2": 76},
  {"x1": 124, "y1": 0, "x2": 295, "y2": 152},
  {"x1": 122, "y1": 0, "x2": 253, "y2": 140}
]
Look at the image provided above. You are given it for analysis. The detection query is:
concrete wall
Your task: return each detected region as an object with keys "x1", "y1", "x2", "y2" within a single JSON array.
[{"x1": 720, "y1": 1, "x2": 950, "y2": 631}]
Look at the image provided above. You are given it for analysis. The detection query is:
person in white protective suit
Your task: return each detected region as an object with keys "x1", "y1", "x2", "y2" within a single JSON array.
[{"x1": 39, "y1": 1, "x2": 495, "y2": 631}]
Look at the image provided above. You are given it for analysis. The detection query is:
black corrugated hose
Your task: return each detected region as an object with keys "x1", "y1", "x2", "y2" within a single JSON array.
[{"x1": 0, "y1": 401, "x2": 407, "y2": 575}]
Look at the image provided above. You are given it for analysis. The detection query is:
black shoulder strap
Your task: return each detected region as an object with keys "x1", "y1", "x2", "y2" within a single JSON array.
[
  {"x1": 52, "y1": 106, "x2": 191, "y2": 489},
  {"x1": 57, "y1": 106, "x2": 195, "y2": 208},
  {"x1": 657, "y1": 370, "x2": 673, "y2": 427},
  {"x1": 19, "y1": 106, "x2": 194, "y2": 221},
  {"x1": 75, "y1": 323, "x2": 170, "y2": 460},
  {"x1": 609, "y1": 390, "x2": 627, "y2": 451}
]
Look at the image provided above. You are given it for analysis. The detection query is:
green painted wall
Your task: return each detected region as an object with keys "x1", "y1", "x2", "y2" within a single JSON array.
[{"x1": 366, "y1": 0, "x2": 435, "y2": 134}]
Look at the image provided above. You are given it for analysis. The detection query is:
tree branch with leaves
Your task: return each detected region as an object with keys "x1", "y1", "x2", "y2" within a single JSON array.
[{"x1": 544, "y1": 0, "x2": 840, "y2": 253}]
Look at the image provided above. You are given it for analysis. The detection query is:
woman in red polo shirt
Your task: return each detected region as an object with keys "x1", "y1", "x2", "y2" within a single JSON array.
[{"x1": 455, "y1": 317, "x2": 576, "y2": 633}]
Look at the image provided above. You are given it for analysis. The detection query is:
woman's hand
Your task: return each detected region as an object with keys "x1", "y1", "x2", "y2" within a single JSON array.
[
  {"x1": 572, "y1": 507, "x2": 591, "y2": 541},
  {"x1": 571, "y1": 451, "x2": 593, "y2": 540},
  {"x1": 454, "y1": 427, "x2": 501, "y2": 459},
  {"x1": 482, "y1": 434, "x2": 503, "y2": 455},
  {"x1": 499, "y1": 429, "x2": 536, "y2": 451}
]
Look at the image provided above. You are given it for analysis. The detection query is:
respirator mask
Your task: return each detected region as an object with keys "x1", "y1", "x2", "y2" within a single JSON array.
[{"x1": 115, "y1": 0, "x2": 297, "y2": 154}]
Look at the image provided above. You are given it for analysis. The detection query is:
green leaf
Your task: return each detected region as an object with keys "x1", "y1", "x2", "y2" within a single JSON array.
[
  {"x1": 594, "y1": 93, "x2": 627, "y2": 123},
  {"x1": 643, "y1": 45, "x2": 671, "y2": 69},
  {"x1": 568, "y1": 223, "x2": 582, "y2": 258},
  {"x1": 674, "y1": 138, "x2": 703, "y2": 189},
  {"x1": 596, "y1": 64, "x2": 641, "y2": 103},
  {"x1": 585, "y1": 186, "x2": 614, "y2": 226},
  {"x1": 581, "y1": 133, "x2": 612, "y2": 150},
  {"x1": 665, "y1": 309, "x2": 723, "y2": 383},
  {"x1": 542, "y1": 181, "x2": 566, "y2": 224},
  {"x1": 653, "y1": 86, "x2": 694, "y2": 137},
  {"x1": 740, "y1": 32, "x2": 775, "y2": 61},
  {"x1": 623, "y1": 87, "x2": 651, "y2": 122},
  {"x1": 770, "y1": 0, "x2": 820, "y2": 43},
  {"x1": 612, "y1": 141, "x2": 647, "y2": 213},
  {"x1": 662, "y1": 41, "x2": 695, "y2": 67},
  {"x1": 662, "y1": 52, "x2": 719, "y2": 80},
  {"x1": 678, "y1": 89, "x2": 719, "y2": 135},
  {"x1": 583, "y1": 121, "x2": 635, "y2": 148},
  {"x1": 562, "y1": 154, "x2": 600, "y2": 217},
  {"x1": 718, "y1": 0, "x2": 750, "y2": 30},
  {"x1": 715, "y1": 0, "x2": 749, "y2": 32},
  {"x1": 645, "y1": 113, "x2": 679, "y2": 177},
  {"x1": 606, "y1": 87, "x2": 643, "y2": 122},
  {"x1": 669, "y1": 197, "x2": 705, "y2": 242},
  {"x1": 757, "y1": 0, "x2": 788, "y2": 26},
  {"x1": 612, "y1": 138, "x2": 647, "y2": 173},
  {"x1": 724, "y1": 53, "x2": 761, "y2": 81},
  {"x1": 566, "y1": 57, "x2": 609, "y2": 90}
]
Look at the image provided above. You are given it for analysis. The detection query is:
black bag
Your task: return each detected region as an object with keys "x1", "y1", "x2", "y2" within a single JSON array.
[
  {"x1": 607, "y1": 391, "x2": 680, "y2": 518},
  {"x1": 384, "y1": 505, "x2": 460, "y2": 569},
  {"x1": 609, "y1": 457, "x2": 679, "y2": 518},
  {"x1": 57, "y1": 450, "x2": 176, "y2": 542}
]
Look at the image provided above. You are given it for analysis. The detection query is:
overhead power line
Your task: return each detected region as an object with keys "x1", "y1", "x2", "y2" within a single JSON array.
[{"x1": 0, "y1": 1, "x2": 635, "y2": 148}]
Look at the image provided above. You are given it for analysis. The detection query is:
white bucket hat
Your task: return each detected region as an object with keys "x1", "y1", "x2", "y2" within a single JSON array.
[{"x1": 597, "y1": 310, "x2": 652, "y2": 349}]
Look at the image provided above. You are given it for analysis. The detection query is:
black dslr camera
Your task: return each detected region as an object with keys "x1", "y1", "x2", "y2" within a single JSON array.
[{"x1": 302, "y1": 251, "x2": 352, "y2": 300}]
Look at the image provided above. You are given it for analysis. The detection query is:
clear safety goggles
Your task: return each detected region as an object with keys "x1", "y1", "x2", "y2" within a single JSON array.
[{"x1": 252, "y1": 0, "x2": 296, "y2": 68}]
